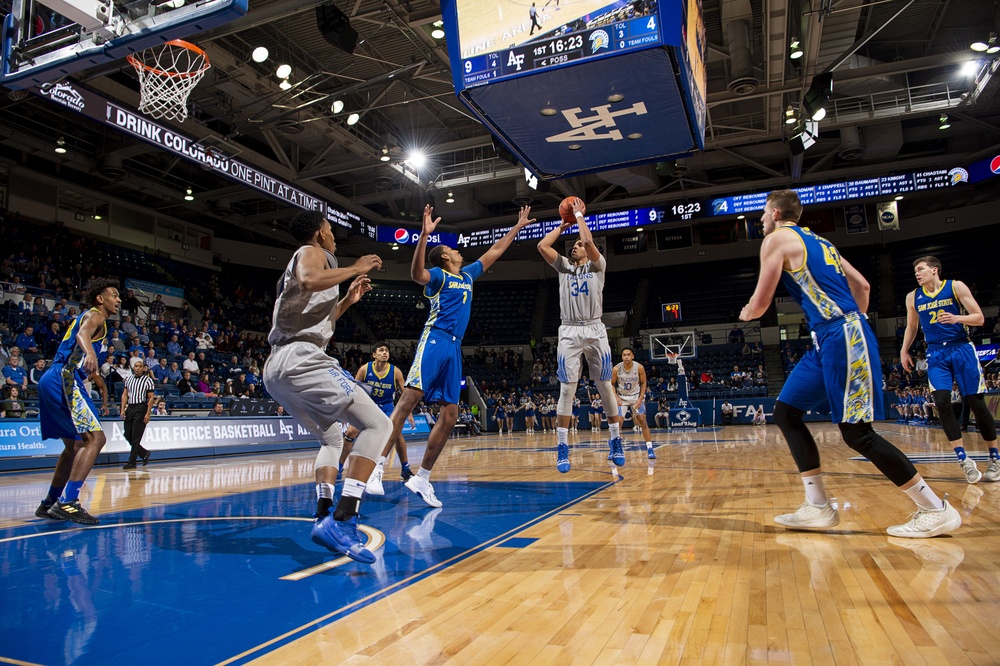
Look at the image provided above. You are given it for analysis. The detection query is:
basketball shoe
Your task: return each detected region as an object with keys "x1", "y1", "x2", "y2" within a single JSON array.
[
  {"x1": 983, "y1": 459, "x2": 1000, "y2": 482},
  {"x1": 886, "y1": 498, "x2": 961, "y2": 538},
  {"x1": 960, "y1": 458, "x2": 982, "y2": 484},
  {"x1": 405, "y1": 475, "x2": 443, "y2": 508},
  {"x1": 609, "y1": 437, "x2": 625, "y2": 466},
  {"x1": 557, "y1": 443, "x2": 570, "y2": 473},
  {"x1": 35, "y1": 501, "x2": 56, "y2": 519},
  {"x1": 310, "y1": 514, "x2": 375, "y2": 563},
  {"x1": 774, "y1": 502, "x2": 840, "y2": 530},
  {"x1": 366, "y1": 462, "x2": 385, "y2": 496},
  {"x1": 47, "y1": 500, "x2": 100, "y2": 525}
]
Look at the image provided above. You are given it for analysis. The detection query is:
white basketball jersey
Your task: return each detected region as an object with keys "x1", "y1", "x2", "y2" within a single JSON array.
[
  {"x1": 551, "y1": 253, "x2": 607, "y2": 323},
  {"x1": 615, "y1": 362, "x2": 641, "y2": 401},
  {"x1": 268, "y1": 246, "x2": 339, "y2": 348}
]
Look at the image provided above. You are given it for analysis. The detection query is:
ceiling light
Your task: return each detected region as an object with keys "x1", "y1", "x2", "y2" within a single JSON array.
[
  {"x1": 431, "y1": 28, "x2": 445, "y2": 39},
  {"x1": 275, "y1": 63, "x2": 292, "y2": 79},
  {"x1": 445, "y1": 191, "x2": 455, "y2": 203},
  {"x1": 636, "y1": 227, "x2": 643, "y2": 232},
  {"x1": 94, "y1": 214, "x2": 102, "y2": 220},
  {"x1": 407, "y1": 150, "x2": 426, "y2": 169},
  {"x1": 251, "y1": 46, "x2": 269, "y2": 63},
  {"x1": 380, "y1": 146, "x2": 391, "y2": 162},
  {"x1": 331, "y1": 99, "x2": 344, "y2": 114},
  {"x1": 184, "y1": 187, "x2": 194, "y2": 201},
  {"x1": 279, "y1": 79, "x2": 292, "y2": 90},
  {"x1": 938, "y1": 114, "x2": 951, "y2": 130},
  {"x1": 785, "y1": 115, "x2": 797, "y2": 125},
  {"x1": 785, "y1": 104, "x2": 795, "y2": 117},
  {"x1": 391, "y1": 243, "x2": 400, "y2": 250},
  {"x1": 346, "y1": 112, "x2": 360, "y2": 125},
  {"x1": 789, "y1": 37, "x2": 804, "y2": 60},
  {"x1": 737, "y1": 215, "x2": 745, "y2": 219},
  {"x1": 894, "y1": 195, "x2": 904, "y2": 201},
  {"x1": 961, "y1": 60, "x2": 980, "y2": 77},
  {"x1": 433, "y1": 20, "x2": 443, "y2": 27},
  {"x1": 54, "y1": 137, "x2": 67, "y2": 154},
  {"x1": 802, "y1": 72, "x2": 832, "y2": 121}
]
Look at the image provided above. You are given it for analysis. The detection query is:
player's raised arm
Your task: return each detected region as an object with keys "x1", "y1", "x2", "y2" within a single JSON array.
[
  {"x1": 537, "y1": 218, "x2": 575, "y2": 264},
  {"x1": 411, "y1": 204, "x2": 439, "y2": 285},
  {"x1": 298, "y1": 246, "x2": 380, "y2": 293},
  {"x1": 571, "y1": 199, "x2": 601, "y2": 263},
  {"x1": 479, "y1": 206, "x2": 536, "y2": 270}
]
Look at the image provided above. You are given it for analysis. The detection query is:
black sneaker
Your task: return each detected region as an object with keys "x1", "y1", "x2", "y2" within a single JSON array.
[
  {"x1": 47, "y1": 500, "x2": 100, "y2": 525},
  {"x1": 142, "y1": 451, "x2": 151, "y2": 466},
  {"x1": 35, "y1": 501, "x2": 57, "y2": 519},
  {"x1": 123, "y1": 462, "x2": 137, "y2": 470}
]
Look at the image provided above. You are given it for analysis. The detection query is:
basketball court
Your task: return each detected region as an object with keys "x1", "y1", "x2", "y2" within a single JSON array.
[{"x1": 2, "y1": 424, "x2": 997, "y2": 664}]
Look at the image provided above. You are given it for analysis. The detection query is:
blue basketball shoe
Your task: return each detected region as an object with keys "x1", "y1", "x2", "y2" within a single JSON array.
[
  {"x1": 609, "y1": 437, "x2": 625, "y2": 466},
  {"x1": 557, "y1": 443, "x2": 570, "y2": 473},
  {"x1": 311, "y1": 515, "x2": 375, "y2": 563}
]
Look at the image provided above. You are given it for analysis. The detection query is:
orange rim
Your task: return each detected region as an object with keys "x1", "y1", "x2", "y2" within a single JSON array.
[{"x1": 127, "y1": 39, "x2": 211, "y2": 78}]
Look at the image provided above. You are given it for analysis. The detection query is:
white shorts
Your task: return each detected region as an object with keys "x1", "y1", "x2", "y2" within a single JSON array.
[
  {"x1": 617, "y1": 398, "x2": 645, "y2": 417},
  {"x1": 263, "y1": 342, "x2": 372, "y2": 435},
  {"x1": 557, "y1": 323, "x2": 613, "y2": 384}
]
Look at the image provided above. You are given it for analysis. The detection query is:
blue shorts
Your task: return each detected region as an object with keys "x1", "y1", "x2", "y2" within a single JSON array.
[
  {"x1": 375, "y1": 402, "x2": 394, "y2": 418},
  {"x1": 407, "y1": 328, "x2": 464, "y2": 404},
  {"x1": 927, "y1": 342, "x2": 986, "y2": 396},
  {"x1": 38, "y1": 364, "x2": 101, "y2": 441},
  {"x1": 778, "y1": 313, "x2": 884, "y2": 423}
]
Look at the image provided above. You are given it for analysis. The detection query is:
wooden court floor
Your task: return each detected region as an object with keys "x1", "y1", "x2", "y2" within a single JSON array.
[{"x1": 2, "y1": 423, "x2": 999, "y2": 665}]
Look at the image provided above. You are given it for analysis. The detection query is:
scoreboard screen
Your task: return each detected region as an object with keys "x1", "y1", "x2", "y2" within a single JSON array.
[
  {"x1": 661, "y1": 302, "x2": 682, "y2": 323},
  {"x1": 450, "y1": 0, "x2": 662, "y2": 91}
]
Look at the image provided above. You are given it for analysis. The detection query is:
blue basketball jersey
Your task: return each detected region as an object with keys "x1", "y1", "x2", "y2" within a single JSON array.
[
  {"x1": 53, "y1": 308, "x2": 108, "y2": 377},
  {"x1": 422, "y1": 261, "x2": 484, "y2": 339},
  {"x1": 778, "y1": 226, "x2": 860, "y2": 329},
  {"x1": 363, "y1": 362, "x2": 396, "y2": 406},
  {"x1": 914, "y1": 280, "x2": 968, "y2": 345}
]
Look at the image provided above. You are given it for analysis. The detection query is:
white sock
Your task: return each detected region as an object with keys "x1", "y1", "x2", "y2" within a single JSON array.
[
  {"x1": 342, "y1": 478, "x2": 366, "y2": 499},
  {"x1": 557, "y1": 427, "x2": 568, "y2": 445},
  {"x1": 316, "y1": 482, "x2": 335, "y2": 500},
  {"x1": 418, "y1": 467, "x2": 432, "y2": 481},
  {"x1": 903, "y1": 478, "x2": 943, "y2": 511},
  {"x1": 377, "y1": 455, "x2": 386, "y2": 466},
  {"x1": 801, "y1": 474, "x2": 827, "y2": 505},
  {"x1": 645, "y1": 441, "x2": 653, "y2": 449},
  {"x1": 609, "y1": 422, "x2": 621, "y2": 439}
]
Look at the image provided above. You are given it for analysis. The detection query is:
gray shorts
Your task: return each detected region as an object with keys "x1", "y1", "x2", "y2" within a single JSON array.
[{"x1": 556, "y1": 323, "x2": 613, "y2": 384}]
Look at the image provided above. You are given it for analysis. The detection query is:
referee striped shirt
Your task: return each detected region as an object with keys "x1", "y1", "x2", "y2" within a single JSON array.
[{"x1": 124, "y1": 373, "x2": 155, "y2": 405}]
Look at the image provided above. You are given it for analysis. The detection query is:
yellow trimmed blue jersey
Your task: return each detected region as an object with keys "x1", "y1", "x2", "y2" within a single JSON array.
[
  {"x1": 53, "y1": 308, "x2": 109, "y2": 379},
  {"x1": 363, "y1": 361, "x2": 396, "y2": 407},
  {"x1": 778, "y1": 226, "x2": 860, "y2": 329},
  {"x1": 914, "y1": 280, "x2": 968, "y2": 344},
  {"x1": 421, "y1": 260, "x2": 484, "y2": 340}
]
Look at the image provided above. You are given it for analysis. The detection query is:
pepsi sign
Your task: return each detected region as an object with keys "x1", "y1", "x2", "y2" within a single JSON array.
[{"x1": 375, "y1": 226, "x2": 457, "y2": 247}]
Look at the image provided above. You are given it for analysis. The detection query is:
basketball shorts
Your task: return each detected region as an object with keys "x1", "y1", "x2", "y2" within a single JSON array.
[
  {"x1": 617, "y1": 397, "x2": 646, "y2": 417},
  {"x1": 557, "y1": 323, "x2": 613, "y2": 384},
  {"x1": 38, "y1": 364, "x2": 101, "y2": 441},
  {"x1": 375, "y1": 401, "x2": 394, "y2": 418},
  {"x1": 407, "y1": 327, "x2": 463, "y2": 404},
  {"x1": 927, "y1": 342, "x2": 986, "y2": 396},
  {"x1": 263, "y1": 342, "x2": 380, "y2": 435},
  {"x1": 778, "y1": 313, "x2": 884, "y2": 423}
]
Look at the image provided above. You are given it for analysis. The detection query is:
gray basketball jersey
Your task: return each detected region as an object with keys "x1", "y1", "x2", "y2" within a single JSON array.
[
  {"x1": 615, "y1": 362, "x2": 641, "y2": 400},
  {"x1": 551, "y1": 253, "x2": 607, "y2": 323},
  {"x1": 268, "y1": 246, "x2": 339, "y2": 347}
]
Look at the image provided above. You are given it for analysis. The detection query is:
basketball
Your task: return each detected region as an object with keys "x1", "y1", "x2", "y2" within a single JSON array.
[{"x1": 559, "y1": 196, "x2": 585, "y2": 224}]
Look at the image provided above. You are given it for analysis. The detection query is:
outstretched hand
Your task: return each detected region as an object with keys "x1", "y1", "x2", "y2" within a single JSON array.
[
  {"x1": 515, "y1": 205, "x2": 537, "y2": 229},
  {"x1": 423, "y1": 204, "x2": 442, "y2": 235},
  {"x1": 345, "y1": 275, "x2": 373, "y2": 304}
]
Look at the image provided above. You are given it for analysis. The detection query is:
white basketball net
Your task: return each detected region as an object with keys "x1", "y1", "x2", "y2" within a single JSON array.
[{"x1": 128, "y1": 40, "x2": 210, "y2": 122}]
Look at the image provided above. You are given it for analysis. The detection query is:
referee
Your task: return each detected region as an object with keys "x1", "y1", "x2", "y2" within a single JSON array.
[{"x1": 121, "y1": 361, "x2": 156, "y2": 469}]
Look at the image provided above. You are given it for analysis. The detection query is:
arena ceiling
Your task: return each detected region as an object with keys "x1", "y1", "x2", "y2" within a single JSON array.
[{"x1": 1, "y1": 0, "x2": 1000, "y2": 254}]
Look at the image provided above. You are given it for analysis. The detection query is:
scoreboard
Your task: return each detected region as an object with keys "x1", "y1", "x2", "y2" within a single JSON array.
[{"x1": 661, "y1": 302, "x2": 683, "y2": 323}]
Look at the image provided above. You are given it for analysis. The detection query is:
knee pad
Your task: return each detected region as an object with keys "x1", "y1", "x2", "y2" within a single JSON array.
[
  {"x1": 932, "y1": 390, "x2": 962, "y2": 441},
  {"x1": 595, "y1": 380, "x2": 617, "y2": 416},
  {"x1": 315, "y1": 423, "x2": 344, "y2": 468},
  {"x1": 838, "y1": 422, "x2": 915, "y2": 486},
  {"x1": 557, "y1": 382, "x2": 577, "y2": 416},
  {"x1": 967, "y1": 395, "x2": 998, "y2": 441}
]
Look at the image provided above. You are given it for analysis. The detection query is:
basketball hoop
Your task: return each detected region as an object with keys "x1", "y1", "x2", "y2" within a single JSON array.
[{"x1": 127, "y1": 40, "x2": 210, "y2": 122}]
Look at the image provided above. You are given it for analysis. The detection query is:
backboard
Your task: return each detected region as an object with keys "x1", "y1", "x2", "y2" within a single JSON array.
[
  {"x1": 649, "y1": 331, "x2": 697, "y2": 360},
  {"x1": 1, "y1": 0, "x2": 247, "y2": 89}
]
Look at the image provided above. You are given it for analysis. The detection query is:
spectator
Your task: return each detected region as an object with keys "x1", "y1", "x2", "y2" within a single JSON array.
[
  {"x1": 152, "y1": 399, "x2": 170, "y2": 416},
  {"x1": 182, "y1": 352, "x2": 199, "y2": 374},
  {"x1": 152, "y1": 358, "x2": 170, "y2": 383},
  {"x1": 654, "y1": 398, "x2": 670, "y2": 427},
  {"x1": 207, "y1": 401, "x2": 227, "y2": 417},
  {"x1": 109, "y1": 329, "x2": 126, "y2": 353},
  {"x1": 149, "y1": 294, "x2": 166, "y2": 319},
  {"x1": 3, "y1": 355, "x2": 27, "y2": 391},
  {"x1": 275, "y1": 405, "x2": 288, "y2": 416},
  {"x1": 196, "y1": 373, "x2": 215, "y2": 396},
  {"x1": 728, "y1": 324, "x2": 744, "y2": 344},
  {"x1": 228, "y1": 355, "x2": 243, "y2": 378},
  {"x1": 16, "y1": 325, "x2": 39, "y2": 356},
  {"x1": 121, "y1": 289, "x2": 142, "y2": 314},
  {"x1": 120, "y1": 314, "x2": 138, "y2": 338},
  {"x1": 1, "y1": 386, "x2": 26, "y2": 418},
  {"x1": 177, "y1": 370, "x2": 195, "y2": 396},
  {"x1": 196, "y1": 331, "x2": 214, "y2": 350},
  {"x1": 166, "y1": 334, "x2": 182, "y2": 356},
  {"x1": 798, "y1": 318, "x2": 809, "y2": 339},
  {"x1": 44, "y1": 321, "x2": 63, "y2": 357},
  {"x1": 27, "y1": 358, "x2": 46, "y2": 397},
  {"x1": 721, "y1": 399, "x2": 734, "y2": 425}
]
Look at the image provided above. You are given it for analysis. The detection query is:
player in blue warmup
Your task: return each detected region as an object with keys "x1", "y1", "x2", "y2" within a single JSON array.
[
  {"x1": 741, "y1": 190, "x2": 960, "y2": 538},
  {"x1": 386, "y1": 204, "x2": 536, "y2": 508},
  {"x1": 901, "y1": 256, "x2": 998, "y2": 483},
  {"x1": 359, "y1": 341, "x2": 416, "y2": 495},
  {"x1": 35, "y1": 278, "x2": 120, "y2": 525}
]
